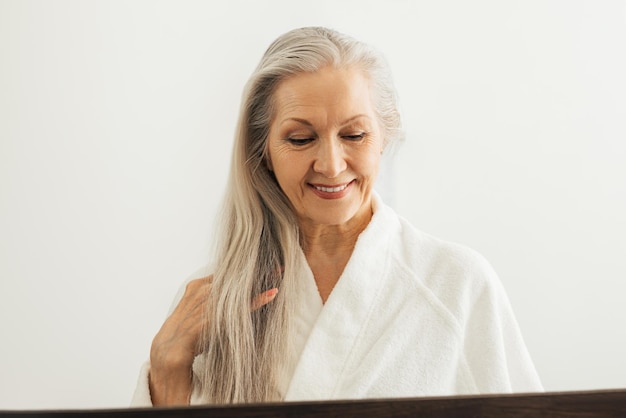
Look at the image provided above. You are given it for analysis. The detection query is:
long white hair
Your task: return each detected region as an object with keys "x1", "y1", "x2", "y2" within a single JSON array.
[{"x1": 199, "y1": 26, "x2": 403, "y2": 404}]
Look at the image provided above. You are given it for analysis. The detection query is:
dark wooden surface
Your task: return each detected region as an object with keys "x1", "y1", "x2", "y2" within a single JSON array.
[{"x1": 2, "y1": 389, "x2": 626, "y2": 417}]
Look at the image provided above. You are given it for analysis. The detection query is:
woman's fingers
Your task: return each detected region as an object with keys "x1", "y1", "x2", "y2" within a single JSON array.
[{"x1": 251, "y1": 288, "x2": 278, "y2": 311}]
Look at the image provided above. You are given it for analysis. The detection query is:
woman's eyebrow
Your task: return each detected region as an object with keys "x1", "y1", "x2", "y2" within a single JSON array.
[
  {"x1": 281, "y1": 114, "x2": 370, "y2": 127},
  {"x1": 281, "y1": 117, "x2": 314, "y2": 127},
  {"x1": 339, "y1": 114, "x2": 370, "y2": 127}
]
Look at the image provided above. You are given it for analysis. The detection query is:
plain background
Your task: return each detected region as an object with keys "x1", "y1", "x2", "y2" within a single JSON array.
[{"x1": 1, "y1": 0, "x2": 625, "y2": 410}]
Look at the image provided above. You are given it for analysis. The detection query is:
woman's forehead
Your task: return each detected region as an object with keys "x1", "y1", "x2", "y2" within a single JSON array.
[{"x1": 271, "y1": 67, "x2": 376, "y2": 128}]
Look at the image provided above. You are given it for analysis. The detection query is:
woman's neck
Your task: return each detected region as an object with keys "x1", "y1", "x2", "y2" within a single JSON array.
[{"x1": 299, "y1": 204, "x2": 373, "y2": 303}]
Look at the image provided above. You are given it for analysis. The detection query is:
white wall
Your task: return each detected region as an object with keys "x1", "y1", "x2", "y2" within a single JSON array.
[{"x1": 1, "y1": 0, "x2": 624, "y2": 410}]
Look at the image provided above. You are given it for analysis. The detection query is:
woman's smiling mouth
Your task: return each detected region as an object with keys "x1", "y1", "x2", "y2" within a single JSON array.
[{"x1": 309, "y1": 180, "x2": 354, "y2": 199}]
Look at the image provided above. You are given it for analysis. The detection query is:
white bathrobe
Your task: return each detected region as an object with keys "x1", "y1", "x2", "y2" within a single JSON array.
[{"x1": 131, "y1": 194, "x2": 542, "y2": 406}]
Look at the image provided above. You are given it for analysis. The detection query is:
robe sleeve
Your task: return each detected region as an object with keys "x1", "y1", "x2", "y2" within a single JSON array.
[
  {"x1": 461, "y1": 257, "x2": 543, "y2": 393},
  {"x1": 130, "y1": 361, "x2": 152, "y2": 407}
]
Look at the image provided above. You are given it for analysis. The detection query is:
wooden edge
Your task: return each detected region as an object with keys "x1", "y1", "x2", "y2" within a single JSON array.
[{"x1": 2, "y1": 389, "x2": 626, "y2": 417}]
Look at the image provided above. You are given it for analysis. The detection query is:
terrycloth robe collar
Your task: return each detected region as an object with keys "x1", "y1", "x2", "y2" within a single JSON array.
[{"x1": 285, "y1": 192, "x2": 397, "y2": 400}]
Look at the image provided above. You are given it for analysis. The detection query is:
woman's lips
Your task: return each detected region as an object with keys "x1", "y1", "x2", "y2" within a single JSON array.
[{"x1": 309, "y1": 180, "x2": 354, "y2": 199}]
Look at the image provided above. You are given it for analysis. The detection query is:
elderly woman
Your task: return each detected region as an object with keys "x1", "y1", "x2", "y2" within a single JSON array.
[{"x1": 132, "y1": 26, "x2": 542, "y2": 406}]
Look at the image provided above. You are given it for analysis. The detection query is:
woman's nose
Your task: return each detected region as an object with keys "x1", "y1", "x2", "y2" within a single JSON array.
[{"x1": 313, "y1": 137, "x2": 347, "y2": 178}]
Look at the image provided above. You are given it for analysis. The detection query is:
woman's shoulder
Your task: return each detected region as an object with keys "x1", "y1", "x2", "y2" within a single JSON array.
[
  {"x1": 374, "y1": 196, "x2": 495, "y2": 284},
  {"x1": 388, "y1": 212, "x2": 495, "y2": 281},
  {"x1": 371, "y1": 196, "x2": 502, "y2": 299},
  {"x1": 384, "y1": 209, "x2": 503, "y2": 304},
  {"x1": 383, "y1": 211, "x2": 513, "y2": 331}
]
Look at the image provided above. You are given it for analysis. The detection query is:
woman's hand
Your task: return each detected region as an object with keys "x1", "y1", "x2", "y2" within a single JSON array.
[{"x1": 148, "y1": 276, "x2": 278, "y2": 406}]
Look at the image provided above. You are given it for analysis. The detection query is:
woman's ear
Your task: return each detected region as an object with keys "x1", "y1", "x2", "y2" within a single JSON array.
[{"x1": 265, "y1": 155, "x2": 273, "y2": 172}]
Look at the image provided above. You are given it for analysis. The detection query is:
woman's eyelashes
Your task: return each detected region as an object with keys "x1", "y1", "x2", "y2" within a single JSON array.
[
  {"x1": 285, "y1": 132, "x2": 367, "y2": 146},
  {"x1": 342, "y1": 132, "x2": 366, "y2": 141},
  {"x1": 286, "y1": 137, "x2": 314, "y2": 146}
]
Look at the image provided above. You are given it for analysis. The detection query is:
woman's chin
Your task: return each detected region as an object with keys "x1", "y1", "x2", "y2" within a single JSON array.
[
  {"x1": 299, "y1": 204, "x2": 371, "y2": 229},
  {"x1": 294, "y1": 191, "x2": 373, "y2": 229}
]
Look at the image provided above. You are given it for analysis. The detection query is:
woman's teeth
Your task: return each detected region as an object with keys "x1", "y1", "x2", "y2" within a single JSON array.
[{"x1": 314, "y1": 184, "x2": 348, "y2": 193}]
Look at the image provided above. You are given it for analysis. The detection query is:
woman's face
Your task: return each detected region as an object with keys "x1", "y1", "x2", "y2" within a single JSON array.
[{"x1": 267, "y1": 66, "x2": 384, "y2": 229}]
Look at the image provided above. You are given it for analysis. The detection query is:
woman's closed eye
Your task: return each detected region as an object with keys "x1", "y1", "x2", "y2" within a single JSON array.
[
  {"x1": 342, "y1": 132, "x2": 366, "y2": 141},
  {"x1": 286, "y1": 137, "x2": 315, "y2": 146},
  {"x1": 285, "y1": 132, "x2": 367, "y2": 146}
]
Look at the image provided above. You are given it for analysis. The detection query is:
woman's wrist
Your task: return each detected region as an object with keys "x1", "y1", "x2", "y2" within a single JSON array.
[{"x1": 148, "y1": 365, "x2": 192, "y2": 406}]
